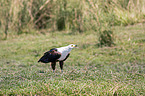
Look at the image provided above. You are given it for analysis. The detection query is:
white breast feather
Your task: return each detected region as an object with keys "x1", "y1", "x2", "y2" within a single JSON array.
[{"x1": 57, "y1": 46, "x2": 72, "y2": 61}]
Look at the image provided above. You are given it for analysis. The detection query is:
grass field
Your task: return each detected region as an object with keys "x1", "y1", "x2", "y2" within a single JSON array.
[{"x1": 0, "y1": 24, "x2": 145, "y2": 95}]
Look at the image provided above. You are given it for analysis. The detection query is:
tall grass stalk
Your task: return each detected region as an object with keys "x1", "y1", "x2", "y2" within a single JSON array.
[{"x1": 0, "y1": 0, "x2": 145, "y2": 38}]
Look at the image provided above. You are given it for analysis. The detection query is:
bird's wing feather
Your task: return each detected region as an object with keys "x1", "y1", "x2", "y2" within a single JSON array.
[{"x1": 38, "y1": 49, "x2": 61, "y2": 63}]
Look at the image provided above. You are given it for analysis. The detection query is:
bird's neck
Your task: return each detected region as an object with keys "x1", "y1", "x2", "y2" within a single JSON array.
[
  {"x1": 57, "y1": 46, "x2": 72, "y2": 53},
  {"x1": 65, "y1": 46, "x2": 72, "y2": 52}
]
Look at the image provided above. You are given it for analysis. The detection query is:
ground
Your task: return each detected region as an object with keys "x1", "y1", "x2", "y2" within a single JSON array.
[{"x1": 0, "y1": 24, "x2": 145, "y2": 95}]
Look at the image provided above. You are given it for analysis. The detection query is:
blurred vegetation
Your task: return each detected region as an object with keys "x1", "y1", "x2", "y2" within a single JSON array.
[{"x1": 0, "y1": 0, "x2": 145, "y2": 37}]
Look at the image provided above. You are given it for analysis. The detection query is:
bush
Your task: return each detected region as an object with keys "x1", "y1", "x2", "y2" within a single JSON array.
[{"x1": 98, "y1": 30, "x2": 115, "y2": 47}]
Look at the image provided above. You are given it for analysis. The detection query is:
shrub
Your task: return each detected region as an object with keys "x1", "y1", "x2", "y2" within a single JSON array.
[{"x1": 98, "y1": 30, "x2": 115, "y2": 47}]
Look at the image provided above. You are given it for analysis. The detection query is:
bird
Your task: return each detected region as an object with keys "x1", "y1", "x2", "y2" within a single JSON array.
[{"x1": 38, "y1": 44, "x2": 77, "y2": 72}]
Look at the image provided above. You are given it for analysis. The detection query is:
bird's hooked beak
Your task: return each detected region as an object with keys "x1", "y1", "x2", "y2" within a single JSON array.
[{"x1": 75, "y1": 45, "x2": 79, "y2": 48}]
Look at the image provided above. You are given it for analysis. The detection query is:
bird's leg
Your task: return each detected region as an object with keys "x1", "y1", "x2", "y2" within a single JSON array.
[
  {"x1": 51, "y1": 62, "x2": 56, "y2": 72},
  {"x1": 59, "y1": 61, "x2": 63, "y2": 73}
]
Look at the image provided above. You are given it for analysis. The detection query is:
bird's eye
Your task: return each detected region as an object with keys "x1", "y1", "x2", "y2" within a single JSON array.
[{"x1": 71, "y1": 45, "x2": 74, "y2": 47}]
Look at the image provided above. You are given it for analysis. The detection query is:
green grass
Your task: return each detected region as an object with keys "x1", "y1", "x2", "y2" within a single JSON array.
[{"x1": 0, "y1": 24, "x2": 145, "y2": 95}]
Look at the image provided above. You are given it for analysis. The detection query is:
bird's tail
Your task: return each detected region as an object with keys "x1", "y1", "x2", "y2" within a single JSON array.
[
  {"x1": 38, "y1": 56, "x2": 50, "y2": 63},
  {"x1": 38, "y1": 60, "x2": 40, "y2": 62}
]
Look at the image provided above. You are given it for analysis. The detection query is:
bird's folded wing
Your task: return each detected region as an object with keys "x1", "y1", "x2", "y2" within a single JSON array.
[{"x1": 38, "y1": 49, "x2": 61, "y2": 63}]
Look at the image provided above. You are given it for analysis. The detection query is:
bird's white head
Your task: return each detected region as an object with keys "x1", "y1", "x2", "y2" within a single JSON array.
[{"x1": 68, "y1": 44, "x2": 77, "y2": 49}]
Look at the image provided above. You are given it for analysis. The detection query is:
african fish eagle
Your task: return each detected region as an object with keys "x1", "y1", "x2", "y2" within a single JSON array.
[{"x1": 38, "y1": 44, "x2": 77, "y2": 72}]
